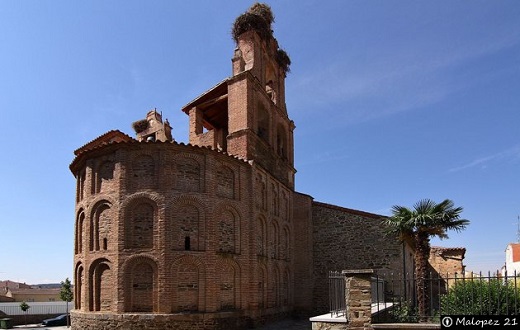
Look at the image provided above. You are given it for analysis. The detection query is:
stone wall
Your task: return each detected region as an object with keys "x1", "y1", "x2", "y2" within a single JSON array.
[
  {"x1": 311, "y1": 202, "x2": 404, "y2": 313},
  {"x1": 428, "y1": 247, "x2": 465, "y2": 276},
  {"x1": 71, "y1": 311, "x2": 253, "y2": 330}
]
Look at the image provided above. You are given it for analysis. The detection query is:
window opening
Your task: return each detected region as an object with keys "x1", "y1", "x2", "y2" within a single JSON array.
[{"x1": 185, "y1": 236, "x2": 191, "y2": 251}]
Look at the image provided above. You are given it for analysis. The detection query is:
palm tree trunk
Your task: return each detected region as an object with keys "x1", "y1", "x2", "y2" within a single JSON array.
[{"x1": 414, "y1": 232, "x2": 431, "y2": 322}]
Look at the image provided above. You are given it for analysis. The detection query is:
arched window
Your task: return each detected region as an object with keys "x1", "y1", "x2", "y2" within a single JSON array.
[
  {"x1": 256, "y1": 216, "x2": 267, "y2": 256},
  {"x1": 125, "y1": 202, "x2": 154, "y2": 249},
  {"x1": 90, "y1": 202, "x2": 111, "y2": 252},
  {"x1": 173, "y1": 203, "x2": 204, "y2": 251},
  {"x1": 217, "y1": 261, "x2": 238, "y2": 311},
  {"x1": 216, "y1": 166, "x2": 235, "y2": 199},
  {"x1": 270, "y1": 220, "x2": 279, "y2": 259},
  {"x1": 76, "y1": 169, "x2": 86, "y2": 202},
  {"x1": 172, "y1": 258, "x2": 203, "y2": 312},
  {"x1": 75, "y1": 210, "x2": 85, "y2": 254},
  {"x1": 218, "y1": 210, "x2": 236, "y2": 253},
  {"x1": 75, "y1": 264, "x2": 84, "y2": 310},
  {"x1": 89, "y1": 259, "x2": 112, "y2": 312},
  {"x1": 96, "y1": 161, "x2": 114, "y2": 193},
  {"x1": 129, "y1": 262, "x2": 155, "y2": 312}
]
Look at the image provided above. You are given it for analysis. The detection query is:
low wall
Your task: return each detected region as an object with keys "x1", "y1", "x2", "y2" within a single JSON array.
[{"x1": 72, "y1": 310, "x2": 256, "y2": 330}]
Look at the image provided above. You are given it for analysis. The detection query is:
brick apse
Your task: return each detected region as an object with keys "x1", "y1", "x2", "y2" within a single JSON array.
[{"x1": 69, "y1": 4, "x2": 408, "y2": 330}]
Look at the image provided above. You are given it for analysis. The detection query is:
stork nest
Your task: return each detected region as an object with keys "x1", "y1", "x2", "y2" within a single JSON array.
[
  {"x1": 231, "y1": 3, "x2": 291, "y2": 75},
  {"x1": 232, "y1": 12, "x2": 272, "y2": 43},
  {"x1": 276, "y1": 48, "x2": 291, "y2": 75},
  {"x1": 132, "y1": 119, "x2": 148, "y2": 133}
]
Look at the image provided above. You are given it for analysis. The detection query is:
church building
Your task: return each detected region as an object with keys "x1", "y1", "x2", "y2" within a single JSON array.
[{"x1": 69, "y1": 4, "x2": 409, "y2": 329}]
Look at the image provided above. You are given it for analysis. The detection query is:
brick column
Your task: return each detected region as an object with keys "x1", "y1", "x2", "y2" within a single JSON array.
[{"x1": 343, "y1": 269, "x2": 373, "y2": 330}]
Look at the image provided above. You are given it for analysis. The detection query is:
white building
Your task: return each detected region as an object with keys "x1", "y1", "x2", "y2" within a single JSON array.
[{"x1": 503, "y1": 243, "x2": 520, "y2": 276}]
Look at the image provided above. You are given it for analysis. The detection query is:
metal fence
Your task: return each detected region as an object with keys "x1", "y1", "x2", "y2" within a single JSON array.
[
  {"x1": 329, "y1": 269, "x2": 520, "y2": 323},
  {"x1": 0, "y1": 301, "x2": 73, "y2": 316},
  {"x1": 328, "y1": 271, "x2": 346, "y2": 317},
  {"x1": 373, "y1": 269, "x2": 520, "y2": 323}
]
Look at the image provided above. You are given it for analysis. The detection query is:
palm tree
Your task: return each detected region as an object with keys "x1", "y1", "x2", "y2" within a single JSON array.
[{"x1": 384, "y1": 199, "x2": 469, "y2": 321}]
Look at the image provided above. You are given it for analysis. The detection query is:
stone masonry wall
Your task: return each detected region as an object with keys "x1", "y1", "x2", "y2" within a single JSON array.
[{"x1": 311, "y1": 202, "x2": 404, "y2": 313}]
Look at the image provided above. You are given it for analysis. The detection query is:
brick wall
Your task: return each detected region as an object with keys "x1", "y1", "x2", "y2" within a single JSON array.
[
  {"x1": 292, "y1": 192, "x2": 314, "y2": 313},
  {"x1": 71, "y1": 141, "x2": 295, "y2": 328}
]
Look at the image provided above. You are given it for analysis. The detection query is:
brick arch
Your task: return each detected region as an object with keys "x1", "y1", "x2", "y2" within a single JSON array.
[
  {"x1": 213, "y1": 203, "x2": 241, "y2": 254},
  {"x1": 74, "y1": 262, "x2": 84, "y2": 310},
  {"x1": 88, "y1": 258, "x2": 113, "y2": 312},
  {"x1": 281, "y1": 225, "x2": 290, "y2": 260},
  {"x1": 121, "y1": 191, "x2": 164, "y2": 207},
  {"x1": 121, "y1": 193, "x2": 162, "y2": 250},
  {"x1": 170, "y1": 196, "x2": 206, "y2": 251},
  {"x1": 170, "y1": 255, "x2": 206, "y2": 312},
  {"x1": 122, "y1": 255, "x2": 159, "y2": 312},
  {"x1": 75, "y1": 208, "x2": 85, "y2": 254},
  {"x1": 76, "y1": 167, "x2": 86, "y2": 203},
  {"x1": 215, "y1": 258, "x2": 241, "y2": 311},
  {"x1": 270, "y1": 219, "x2": 280, "y2": 259},
  {"x1": 256, "y1": 214, "x2": 268, "y2": 257},
  {"x1": 89, "y1": 200, "x2": 112, "y2": 252}
]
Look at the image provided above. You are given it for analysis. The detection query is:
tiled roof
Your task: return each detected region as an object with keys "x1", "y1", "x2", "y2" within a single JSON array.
[
  {"x1": 9, "y1": 289, "x2": 60, "y2": 295},
  {"x1": 431, "y1": 246, "x2": 466, "y2": 251},
  {"x1": 70, "y1": 131, "x2": 251, "y2": 173},
  {"x1": 0, "y1": 280, "x2": 31, "y2": 290},
  {"x1": 73, "y1": 130, "x2": 134, "y2": 156},
  {"x1": 181, "y1": 78, "x2": 229, "y2": 113}
]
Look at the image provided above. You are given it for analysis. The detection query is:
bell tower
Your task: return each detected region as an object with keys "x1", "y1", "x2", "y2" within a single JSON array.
[{"x1": 183, "y1": 3, "x2": 295, "y2": 188}]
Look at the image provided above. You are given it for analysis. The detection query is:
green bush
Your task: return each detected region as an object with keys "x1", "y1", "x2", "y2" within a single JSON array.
[
  {"x1": 390, "y1": 299, "x2": 418, "y2": 323},
  {"x1": 441, "y1": 279, "x2": 520, "y2": 315}
]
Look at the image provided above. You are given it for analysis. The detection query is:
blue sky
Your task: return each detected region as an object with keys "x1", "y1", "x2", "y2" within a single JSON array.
[{"x1": 1, "y1": 0, "x2": 519, "y2": 284}]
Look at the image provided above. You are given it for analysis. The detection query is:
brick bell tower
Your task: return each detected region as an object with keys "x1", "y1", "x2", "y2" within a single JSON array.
[{"x1": 182, "y1": 3, "x2": 295, "y2": 188}]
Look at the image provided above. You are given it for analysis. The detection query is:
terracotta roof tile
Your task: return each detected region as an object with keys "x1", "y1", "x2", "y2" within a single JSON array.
[
  {"x1": 70, "y1": 131, "x2": 251, "y2": 173},
  {"x1": 74, "y1": 130, "x2": 134, "y2": 156}
]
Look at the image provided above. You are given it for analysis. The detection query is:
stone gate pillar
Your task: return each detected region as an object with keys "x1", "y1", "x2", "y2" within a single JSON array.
[{"x1": 343, "y1": 269, "x2": 373, "y2": 330}]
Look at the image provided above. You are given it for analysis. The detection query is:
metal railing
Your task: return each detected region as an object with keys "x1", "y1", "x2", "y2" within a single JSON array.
[
  {"x1": 372, "y1": 269, "x2": 520, "y2": 323},
  {"x1": 328, "y1": 269, "x2": 520, "y2": 323},
  {"x1": 328, "y1": 271, "x2": 346, "y2": 317}
]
